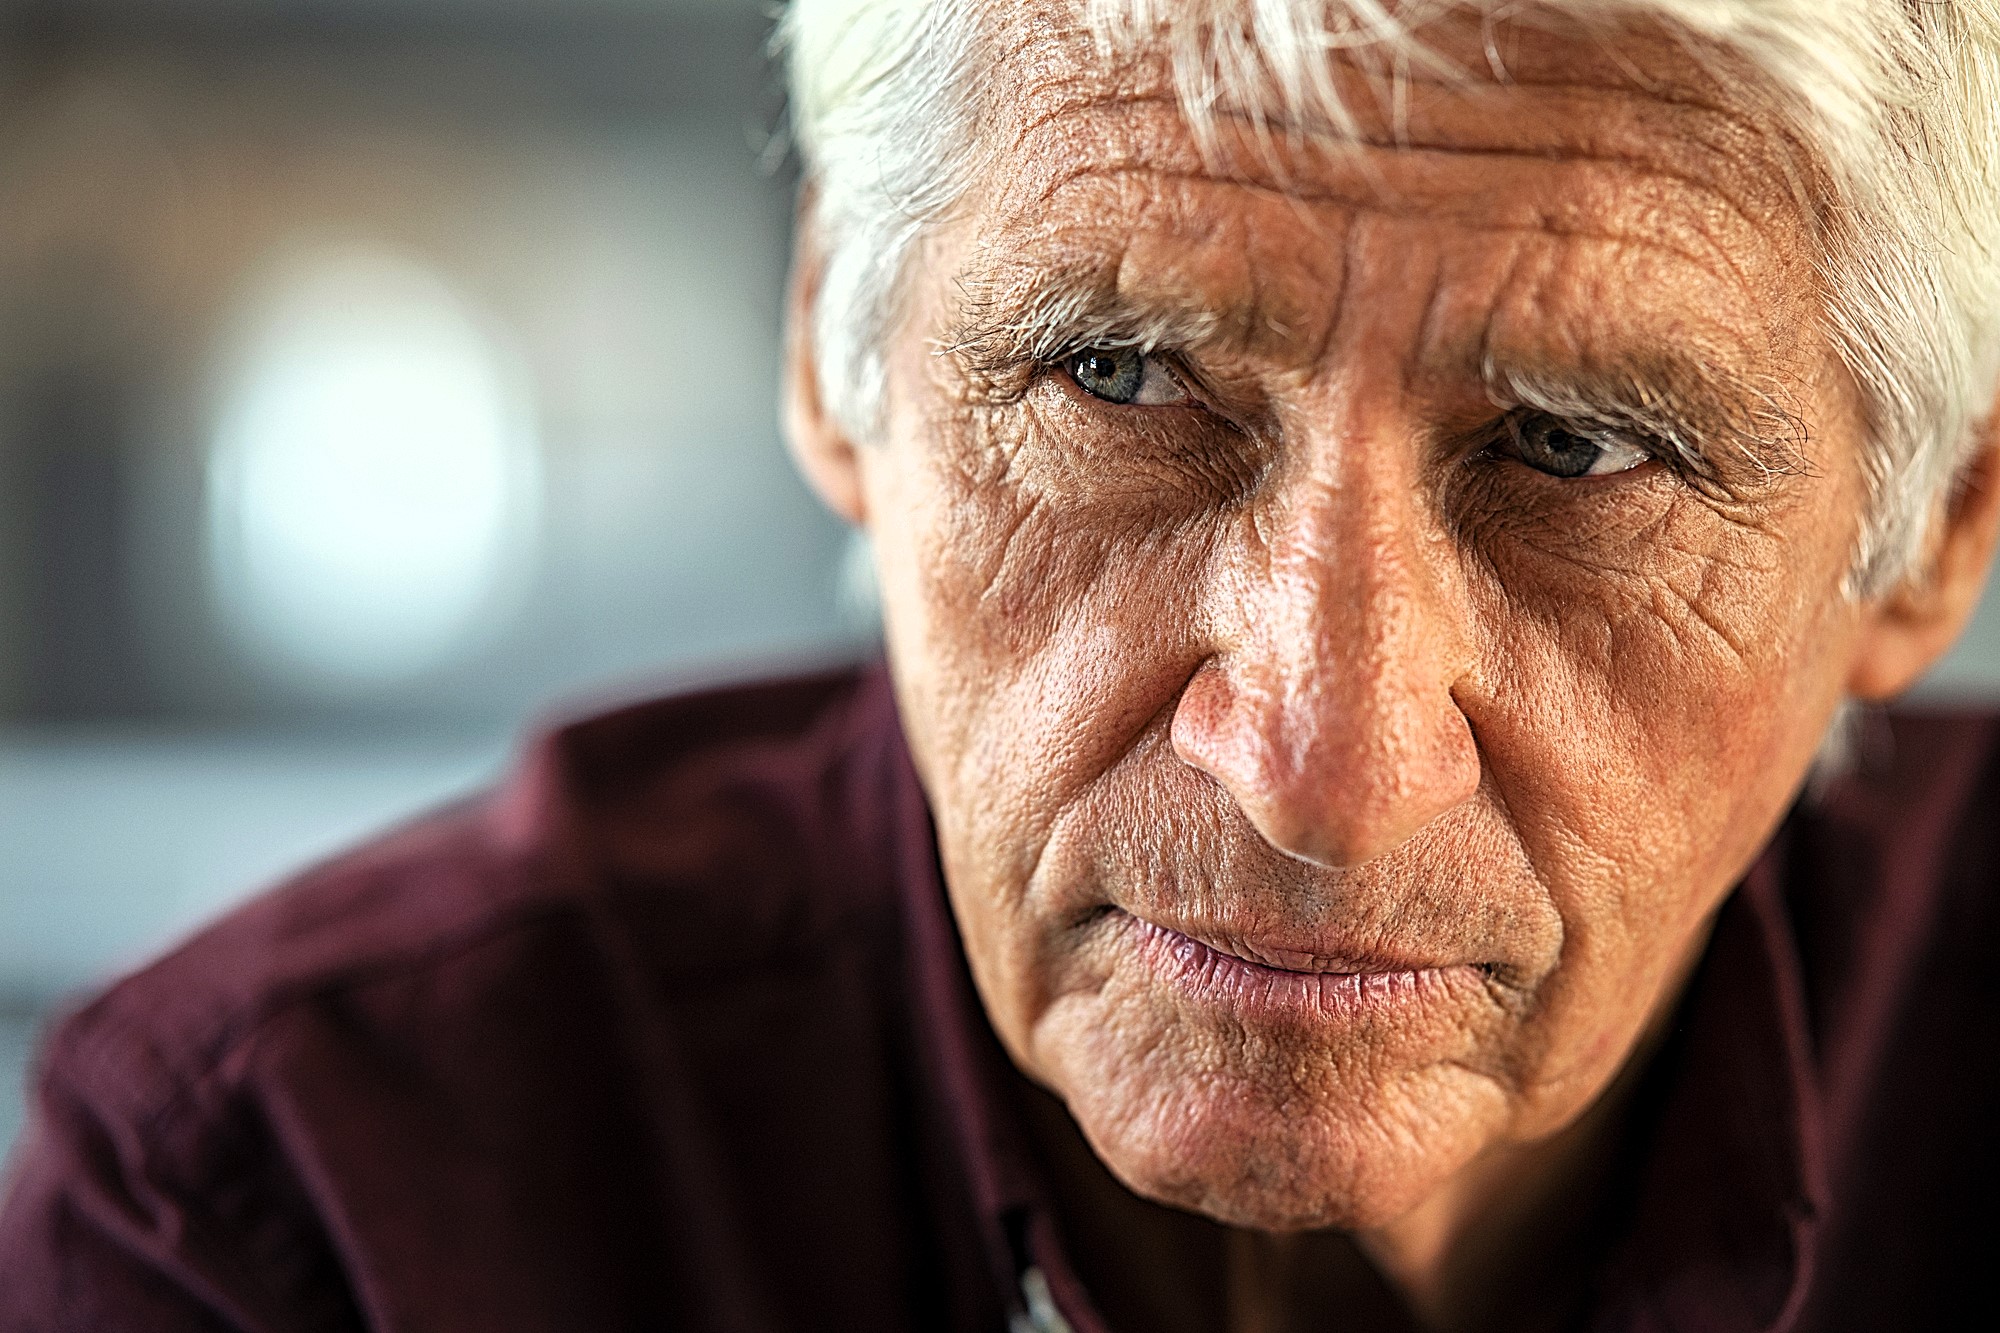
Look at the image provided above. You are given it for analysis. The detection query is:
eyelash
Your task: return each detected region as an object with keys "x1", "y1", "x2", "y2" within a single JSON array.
[
  {"x1": 1479, "y1": 411, "x2": 1663, "y2": 481},
  {"x1": 1041, "y1": 350, "x2": 1670, "y2": 485},
  {"x1": 1053, "y1": 346, "x2": 1198, "y2": 409}
]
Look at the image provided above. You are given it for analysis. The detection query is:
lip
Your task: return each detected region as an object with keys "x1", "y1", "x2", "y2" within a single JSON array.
[{"x1": 1118, "y1": 911, "x2": 1481, "y2": 1021}]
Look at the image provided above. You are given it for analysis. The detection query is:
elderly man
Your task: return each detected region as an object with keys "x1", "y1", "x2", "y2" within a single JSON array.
[{"x1": 5, "y1": 0, "x2": 2000, "y2": 1329}]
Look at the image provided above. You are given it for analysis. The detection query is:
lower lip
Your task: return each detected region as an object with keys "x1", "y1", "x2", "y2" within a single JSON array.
[{"x1": 1122, "y1": 914, "x2": 1471, "y2": 1021}]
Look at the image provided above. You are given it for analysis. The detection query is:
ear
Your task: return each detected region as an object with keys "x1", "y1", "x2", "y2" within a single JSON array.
[
  {"x1": 1846, "y1": 421, "x2": 2000, "y2": 701},
  {"x1": 782, "y1": 197, "x2": 869, "y2": 526}
]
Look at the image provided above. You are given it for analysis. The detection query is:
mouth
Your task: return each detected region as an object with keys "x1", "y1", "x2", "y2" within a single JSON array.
[{"x1": 1117, "y1": 911, "x2": 1485, "y2": 1021}]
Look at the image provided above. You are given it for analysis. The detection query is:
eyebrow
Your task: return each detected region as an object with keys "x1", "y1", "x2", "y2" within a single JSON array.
[
  {"x1": 940, "y1": 255, "x2": 1244, "y2": 378},
  {"x1": 942, "y1": 249, "x2": 1807, "y2": 484},
  {"x1": 1480, "y1": 352, "x2": 1808, "y2": 485}
]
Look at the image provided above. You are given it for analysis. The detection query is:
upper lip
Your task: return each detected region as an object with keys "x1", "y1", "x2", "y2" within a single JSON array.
[{"x1": 1125, "y1": 911, "x2": 1455, "y2": 976}]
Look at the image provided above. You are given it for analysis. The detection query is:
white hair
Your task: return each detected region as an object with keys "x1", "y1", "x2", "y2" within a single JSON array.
[{"x1": 779, "y1": 0, "x2": 2000, "y2": 596}]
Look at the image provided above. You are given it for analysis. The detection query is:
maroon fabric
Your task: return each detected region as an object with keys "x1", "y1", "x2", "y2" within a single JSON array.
[{"x1": 0, "y1": 664, "x2": 1995, "y2": 1332}]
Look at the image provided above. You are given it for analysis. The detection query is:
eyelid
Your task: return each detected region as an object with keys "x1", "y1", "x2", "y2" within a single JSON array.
[
  {"x1": 1573, "y1": 422, "x2": 1666, "y2": 475},
  {"x1": 1582, "y1": 432, "x2": 1652, "y2": 477},
  {"x1": 1455, "y1": 411, "x2": 1669, "y2": 492},
  {"x1": 1498, "y1": 411, "x2": 1664, "y2": 465}
]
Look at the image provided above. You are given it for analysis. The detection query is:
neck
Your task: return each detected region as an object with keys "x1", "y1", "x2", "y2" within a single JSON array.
[{"x1": 1354, "y1": 1048, "x2": 1652, "y2": 1332}]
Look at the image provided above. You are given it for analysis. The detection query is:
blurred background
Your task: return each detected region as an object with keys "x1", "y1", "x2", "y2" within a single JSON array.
[
  {"x1": 0, "y1": 0, "x2": 870, "y2": 1161},
  {"x1": 0, "y1": 0, "x2": 1997, "y2": 1166}
]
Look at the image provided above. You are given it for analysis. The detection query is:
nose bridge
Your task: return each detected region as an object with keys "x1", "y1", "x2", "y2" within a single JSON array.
[
  {"x1": 1174, "y1": 410, "x2": 1481, "y2": 868},
  {"x1": 1277, "y1": 439, "x2": 1453, "y2": 742}
]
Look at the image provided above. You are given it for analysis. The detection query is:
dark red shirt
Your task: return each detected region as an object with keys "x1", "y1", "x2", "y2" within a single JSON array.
[{"x1": 0, "y1": 665, "x2": 1995, "y2": 1331}]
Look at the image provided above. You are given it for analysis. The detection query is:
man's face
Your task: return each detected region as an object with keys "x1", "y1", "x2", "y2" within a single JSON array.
[{"x1": 855, "y1": 14, "x2": 1872, "y2": 1231}]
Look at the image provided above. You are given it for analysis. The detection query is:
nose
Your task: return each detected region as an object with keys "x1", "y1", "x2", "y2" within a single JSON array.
[{"x1": 1170, "y1": 458, "x2": 1482, "y2": 869}]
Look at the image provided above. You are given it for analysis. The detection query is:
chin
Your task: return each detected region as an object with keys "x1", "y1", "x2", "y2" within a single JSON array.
[{"x1": 1059, "y1": 1060, "x2": 1487, "y2": 1234}]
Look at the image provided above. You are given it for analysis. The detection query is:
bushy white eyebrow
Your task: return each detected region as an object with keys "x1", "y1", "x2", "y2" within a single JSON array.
[
  {"x1": 941, "y1": 263, "x2": 1227, "y2": 372},
  {"x1": 1483, "y1": 354, "x2": 1807, "y2": 485}
]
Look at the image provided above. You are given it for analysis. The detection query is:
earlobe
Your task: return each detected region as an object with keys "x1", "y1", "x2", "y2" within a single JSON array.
[
  {"x1": 782, "y1": 203, "x2": 870, "y2": 526},
  {"x1": 1846, "y1": 435, "x2": 2000, "y2": 701}
]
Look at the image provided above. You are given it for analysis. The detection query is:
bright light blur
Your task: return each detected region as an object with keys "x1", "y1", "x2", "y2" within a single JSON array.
[{"x1": 209, "y1": 243, "x2": 538, "y2": 688}]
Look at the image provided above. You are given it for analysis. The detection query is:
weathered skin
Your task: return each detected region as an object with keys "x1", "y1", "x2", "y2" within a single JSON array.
[{"x1": 786, "y1": 7, "x2": 2000, "y2": 1328}]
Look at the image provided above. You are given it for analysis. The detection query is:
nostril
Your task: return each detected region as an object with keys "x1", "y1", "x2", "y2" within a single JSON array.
[
  {"x1": 1168, "y1": 662, "x2": 1233, "y2": 768},
  {"x1": 1168, "y1": 661, "x2": 1272, "y2": 797},
  {"x1": 1170, "y1": 664, "x2": 1344, "y2": 864}
]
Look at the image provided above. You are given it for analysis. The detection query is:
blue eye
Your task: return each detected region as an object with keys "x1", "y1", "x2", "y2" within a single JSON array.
[
  {"x1": 1069, "y1": 348, "x2": 1146, "y2": 403},
  {"x1": 1505, "y1": 414, "x2": 1651, "y2": 478},
  {"x1": 1064, "y1": 348, "x2": 1191, "y2": 407}
]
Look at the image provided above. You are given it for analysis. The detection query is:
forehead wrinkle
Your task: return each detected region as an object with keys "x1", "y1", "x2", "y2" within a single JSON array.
[
  {"x1": 953, "y1": 163, "x2": 1340, "y2": 369},
  {"x1": 1008, "y1": 92, "x2": 1776, "y2": 244},
  {"x1": 1464, "y1": 229, "x2": 1806, "y2": 456},
  {"x1": 994, "y1": 6, "x2": 1794, "y2": 174},
  {"x1": 950, "y1": 184, "x2": 1384, "y2": 378},
  {"x1": 1259, "y1": 57, "x2": 1770, "y2": 141},
  {"x1": 1109, "y1": 161, "x2": 1757, "y2": 280},
  {"x1": 994, "y1": 3, "x2": 1764, "y2": 141},
  {"x1": 991, "y1": 98, "x2": 1790, "y2": 308},
  {"x1": 1414, "y1": 237, "x2": 1480, "y2": 393},
  {"x1": 1006, "y1": 159, "x2": 1766, "y2": 326},
  {"x1": 950, "y1": 85, "x2": 1808, "y2": 431},
  {"x1": 947, "y1": 164, "x2": 1779, "y2": 406},
  {"x1": 987, "y1": 18, "x2": 1809, "y2": 265}
]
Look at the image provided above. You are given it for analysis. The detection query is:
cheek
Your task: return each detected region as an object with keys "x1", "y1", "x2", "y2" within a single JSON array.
[
  {"x1": 1460, "y1": 486, "x2": 1857, "y2": 1103},
  {"x1": 867, "y1": 408, "x2": 1231, "y2": 1048},
  {"x1": 1477, "y1": 492, "x2": 1846, "y2": 836},
  {"x1": 889, "y1": 409, "x2": 1231, "y2": 806}
]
